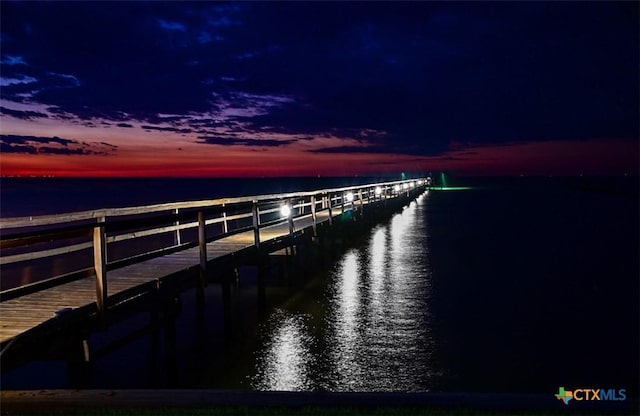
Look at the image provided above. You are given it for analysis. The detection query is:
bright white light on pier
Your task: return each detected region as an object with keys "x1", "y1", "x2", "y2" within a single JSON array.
[
  {"x1": 345, "y1": 192, "x2": 354, "y2": 202},
  {"x1": 375, "y1": 186, "x2": 382, "y2": 195},
  {"x1": 394, "y1": 185, "x2": 400, "y2": 192},
  {"x1": 418, "y1": 180, "x2": 424, "y2": 185},
  {"x1": 280, "y1": 205, "x2": 291, "y2": 217},
  {"x1": 403, "y1": 183, "x2": 409, "y2": 190}
]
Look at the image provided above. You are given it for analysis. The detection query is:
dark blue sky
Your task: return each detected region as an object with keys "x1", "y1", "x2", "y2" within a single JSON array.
[{"x1": 1, "y1": 2, "x2": 638, "y2": 176}]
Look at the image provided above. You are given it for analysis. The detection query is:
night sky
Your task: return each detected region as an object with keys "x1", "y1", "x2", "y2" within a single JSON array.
[{"x1": 1, "y1": 2, "x2": 638, "y2": 177}]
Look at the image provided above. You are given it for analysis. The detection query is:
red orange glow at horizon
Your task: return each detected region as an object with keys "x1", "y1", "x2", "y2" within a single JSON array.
[{"x1": 1, "y1": 137, "x2": 637, "y2": 177}]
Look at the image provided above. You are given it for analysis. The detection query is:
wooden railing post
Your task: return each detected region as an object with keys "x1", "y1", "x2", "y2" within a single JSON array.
[
  {"x1": 287, "y1": 199, "x2": 294, "y2": 236},
  {"x1": 198, "y1": 211, "x2": 207, "y2": 287},
  {"x1": 174, "y1": 208, "x2": 181, "y2": 246},
  {"x1": 252, "y1": 201, "x2": 260, "y2": 249},
  {"x1": 222, "y1": 203, "x2": 228, "y2": 234},
  {"x1": 311, "y1": 195, "x2": 317, "y2": 236},
  {"x1": 358, "y1": 189, "x2": 363, "y2": 214},
  {"x1": 93, "y1": 217, "x2": 107, "y2": 322},
  {"x1": 327, "y1": 193, "x2": 333, "y2": 226}
]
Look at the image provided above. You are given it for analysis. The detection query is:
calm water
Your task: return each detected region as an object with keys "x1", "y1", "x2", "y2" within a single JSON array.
[
  {"x1": 251, "y1": 195, "x2": 435, "y2": 391},
  {"x1": 247, "y1": 180, "x2": 639, "y2": 394},
  {"x1": 1, "y1": 177, "x2": 638, "y2": 395}
]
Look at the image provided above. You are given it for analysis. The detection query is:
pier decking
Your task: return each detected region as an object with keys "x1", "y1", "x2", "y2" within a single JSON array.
[{"x1": 0, "y1": 178, "x2": 428, "y2": 370}]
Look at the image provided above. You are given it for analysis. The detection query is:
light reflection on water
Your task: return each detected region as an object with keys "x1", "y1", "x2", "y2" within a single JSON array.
[
  {"x1": 251, "y1": 309, "x2": 315, "y2": 391},
  {"x1": 252, "y1": 193, "x2": 435, "y2": 392}
]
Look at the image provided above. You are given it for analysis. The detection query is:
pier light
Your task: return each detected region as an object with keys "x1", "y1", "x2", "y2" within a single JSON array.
[
  {"x1": 375, "y1": 186, "x2": 382, "y2": 196},
  {"x1": 280, "y1": 204, "x2": 291, "y2": 217},
  {"x1": 418, "y1": 180, "x2": 424, "y2": 186},
  {"x1": 345, "y1": 192, "x2": 354, "y2": 202},
  {"x1": 403, "y1": 183, "x2": 409, "y2": 190},
  {"x1": 394, "y1": 185, "x2": 400, "y2": 192}
]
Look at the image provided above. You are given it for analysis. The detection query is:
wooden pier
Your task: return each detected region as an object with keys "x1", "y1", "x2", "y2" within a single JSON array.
[{"x1": 0, "y1": 178, "x2": 429, "y2": 373}]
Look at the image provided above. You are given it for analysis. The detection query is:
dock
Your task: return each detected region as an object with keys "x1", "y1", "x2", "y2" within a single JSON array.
[{"x1": 0, "y1": 178, "x2": 429, "y2": 373}]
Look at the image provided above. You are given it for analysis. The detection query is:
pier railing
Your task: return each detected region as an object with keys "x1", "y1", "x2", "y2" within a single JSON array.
[{"x1": 0, "y1": 178, "x2": 428, "y2": 314}]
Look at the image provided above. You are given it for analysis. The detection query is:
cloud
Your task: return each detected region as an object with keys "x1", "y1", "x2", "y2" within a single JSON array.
[
  {"x1": 46, "y1": 72, "x2": 81, "y2": 87},
  {"x1": 1, "y1": 55, "x2": 27, "y2": 66},
  {"x1": 0, "y1": 106, "x2": 49, "y2": 120},
  {"x1": 306, "y1": 139, "x2": 431, "y2": 156},
  {"x1": 1, "y1": 70, "x2": 83, "y2": 107},
  {"x1": 0, "y1": 75, "x2": 37, "y2": 86},
  {"x1": 308, "y1": 145, "x2": 389, "y2": 154},
  {"x1": 141, "y1": 125, "x2": 193, "y2": 134},
  {"x1": 157, "y1": 19, "x2": 186, "y2": 32},
  {"x1": 0, "y1": 135, "x2": 117, "y2": 156},
  {"x1": 0, "y1": 142, "x2": 36, "y2": 154},
  {"x1": 116, "y1": 123, "x2": 134, "y2": 128},
  {"x1": 196, "y1": 31, "x2": 215, "y2": 44},
  {"x1": 198, "y1": 135, "x2": 296, "y2": 147},
  {"x1": 0, "y1": 1, "x2": 636, "y2": 166}
]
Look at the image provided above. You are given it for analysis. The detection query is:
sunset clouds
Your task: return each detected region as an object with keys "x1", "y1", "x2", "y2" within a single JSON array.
[{"x1": 1, "y1": 2, "x2": 637, "y2": 176}]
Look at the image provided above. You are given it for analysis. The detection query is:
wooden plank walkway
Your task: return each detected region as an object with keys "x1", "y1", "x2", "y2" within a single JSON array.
[{"x1": 0, "y1": 210, "x2": 333, "y2": 346}]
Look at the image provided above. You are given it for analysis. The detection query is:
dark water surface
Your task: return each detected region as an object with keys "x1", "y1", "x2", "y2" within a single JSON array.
[
  {"x1": 251, "y1": 195, "x2": 435, "y2": 392},
  {"x1": 1, "y1": 177, "x2": 638, "y2": 395},
  {"x1": 247, "y1": 180, "x2": 639, "y2": 394}
]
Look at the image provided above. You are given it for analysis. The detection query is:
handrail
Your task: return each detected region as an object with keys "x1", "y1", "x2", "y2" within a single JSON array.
[
  {"x1": 0, "y1": 178, "x2": 429, "y2": 309},
  {"x1": 0, "y1": 178, "x2": 425, "y2": 229}
]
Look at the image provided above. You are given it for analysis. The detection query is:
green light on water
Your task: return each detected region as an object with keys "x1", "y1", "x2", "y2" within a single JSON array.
[
  {"x1": 432, "y1": 186, "x2": 473, "y2": 191},
  {"x1": 432, "y1": 172, "x2": 471, "y2": 190},
  {"x1": 440, "y1": 172, "x2": 448, "y2": 188}
]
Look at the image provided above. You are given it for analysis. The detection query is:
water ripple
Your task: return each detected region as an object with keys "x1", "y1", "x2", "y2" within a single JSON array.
[{"x1": 253, "y1": 193, "x2": 436, "y2": 392}]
